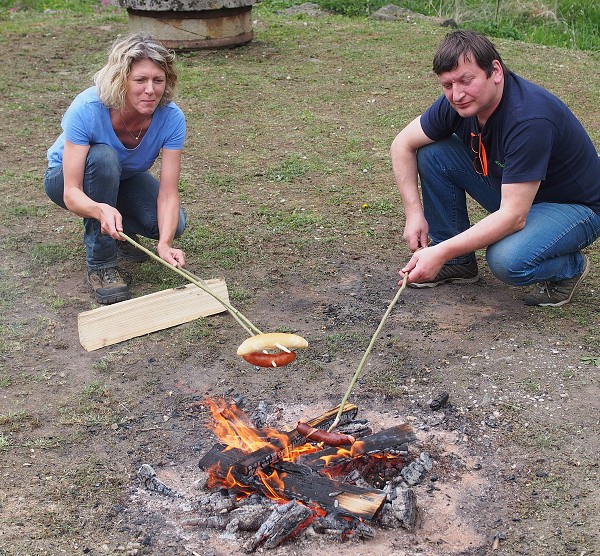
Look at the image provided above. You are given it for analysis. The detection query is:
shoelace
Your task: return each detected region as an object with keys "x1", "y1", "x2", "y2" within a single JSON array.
[
  {"x1": 100, "y1": 268, "x2": 120, "y2": 284},
  {"x1": 536, "y1": 282, "x2": 552, "y2": 297}
]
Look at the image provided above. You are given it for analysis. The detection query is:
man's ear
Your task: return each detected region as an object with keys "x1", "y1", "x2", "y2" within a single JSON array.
[{"x1": 492, "y1": 60, "x2": 504, "y2": 84}]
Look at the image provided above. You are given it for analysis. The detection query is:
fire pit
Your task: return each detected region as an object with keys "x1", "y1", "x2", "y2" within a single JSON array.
[
  {"x1": 132, "y1": 398, "x2": 449, "y2": 553},
  {"x1": 124, "y1": 391, "x2": 495, "y2": 555}
]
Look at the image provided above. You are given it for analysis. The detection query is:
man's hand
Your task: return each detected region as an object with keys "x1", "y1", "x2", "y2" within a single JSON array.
[
  {"x1": 403, "y1": 213, "x2": 430, "y2": 252},
  {"x1": 400, "y1": 245, "x2": 445, "y2": 284}
]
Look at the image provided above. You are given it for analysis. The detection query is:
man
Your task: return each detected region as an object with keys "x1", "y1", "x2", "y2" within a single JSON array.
[{"x1": 391, "y1": 30, "x2": 600, "y2": 306}]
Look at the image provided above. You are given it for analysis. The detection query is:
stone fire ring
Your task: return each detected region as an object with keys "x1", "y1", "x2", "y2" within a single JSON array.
[{"x1": 116, "y1": 0, "x2": 259, "y2": 50}]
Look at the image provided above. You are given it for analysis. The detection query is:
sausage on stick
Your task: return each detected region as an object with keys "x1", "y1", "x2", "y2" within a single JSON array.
[{"x1": 296, "y1": 421, "x2": 356, "y2": 446}]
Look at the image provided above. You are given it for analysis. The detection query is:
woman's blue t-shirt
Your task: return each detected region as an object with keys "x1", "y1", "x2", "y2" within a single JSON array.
[
  {"x1": 47, "y1": 86, "x2": 186, "y2": 180},
  {"x1": 420, "y1": 72, "x2": 600, "y2": 213}
]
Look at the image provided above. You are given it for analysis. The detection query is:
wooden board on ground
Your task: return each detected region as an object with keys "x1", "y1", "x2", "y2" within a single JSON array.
[{"x1": 78, "y1": 279, "x2": 229, "y2": 351}]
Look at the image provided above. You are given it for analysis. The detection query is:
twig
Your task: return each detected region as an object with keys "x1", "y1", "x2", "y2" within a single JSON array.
[
  {"x1": 327, "y1": 272, "x2": 410, "y2": 432},
  {"x1": 118, "y1": 232, "x2": 262, "y2": 337}
]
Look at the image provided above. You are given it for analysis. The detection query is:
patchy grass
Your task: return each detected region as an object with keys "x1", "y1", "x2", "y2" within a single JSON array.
[{"x1": 0, "y1": 6, "x2": 598, "y2": 556}]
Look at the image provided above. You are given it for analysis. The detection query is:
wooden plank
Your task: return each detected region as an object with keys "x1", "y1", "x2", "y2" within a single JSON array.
[{"x1": 78, "y1": 279, "x2": 229, "y2": 351}]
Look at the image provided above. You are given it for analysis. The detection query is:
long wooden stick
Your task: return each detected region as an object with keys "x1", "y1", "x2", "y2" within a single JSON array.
[
  {"x1": 327, "y1": 272, "x2": 410, "y2": 432},
  {"x1": 118, "y1": 233, "x2": 262, "y2": 337}
]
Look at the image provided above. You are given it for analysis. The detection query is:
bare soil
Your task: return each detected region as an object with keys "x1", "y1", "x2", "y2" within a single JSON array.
[{"x1": 0, "y1": 8, "x2": 599, "y2": 556}]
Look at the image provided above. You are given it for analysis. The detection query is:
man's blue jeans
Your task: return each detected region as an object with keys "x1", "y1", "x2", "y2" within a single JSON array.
[
  {"x1": 416, "y1": 135, "x2": 600, "y2": 286},
  {"x1": 44, "y1": 144, "x2": 187, "y2": 272}
]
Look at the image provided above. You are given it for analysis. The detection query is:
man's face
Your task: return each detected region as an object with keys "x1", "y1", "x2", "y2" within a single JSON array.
[{"x1": 437, "y1": 55, "x2": 503, "y2": 124}]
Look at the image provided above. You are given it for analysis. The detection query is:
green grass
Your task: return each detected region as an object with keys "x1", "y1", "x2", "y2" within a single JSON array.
[
  {"x1": 261, "y1": 0, "x2": 600, "y2": 51},
  {"x1": 1, "y1": 0, "x2": 597, "y2": 51},
  {"x1": 0, "y1": 432, "x2": 10, "y2": 450},
  {"x1": 0, "y1": 0, "x2": 116, "y2": 14},
  {"x1": 0, "y1": 409, "x2": 37, "y2": 431},
  {"x1": 31, "y1": 243, "x2": 77, "y2": 266}
]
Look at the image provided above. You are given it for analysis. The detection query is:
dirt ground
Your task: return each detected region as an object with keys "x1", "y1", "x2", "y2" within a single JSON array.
[{"x1": 1, "y1": 7, "x2": 599, "y2": 556}]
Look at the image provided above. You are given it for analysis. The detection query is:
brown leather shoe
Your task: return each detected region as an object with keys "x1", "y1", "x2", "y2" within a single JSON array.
[{"x1": 87, "y1": 267, "x2": 130, "y2": 304}]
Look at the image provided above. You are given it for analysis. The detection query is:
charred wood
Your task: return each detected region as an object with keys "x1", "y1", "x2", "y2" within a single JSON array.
[
  {"x1": 242, "y1": 500, "x2": 314, "y2": 552},
  {"x1": 336, "y1": 419, "x2": 373, "y2": 438},
  {"x1": 197, "y1": 490, "x2": 237, "y2": 513},
  {"x1": 137, "y1": 464, "x2": 178, "y2": 497},
  {"x1": 258, "y1": 461, "x2": 388, "y2": 520},
  {"x1": 234, "y1": 403, "x2": 358, "y2": 475},
  {"x1": 378, "y1": 486, "x2": 417, "y2": 531},
  {"x1": 311, "y1": 514, "x2": 375, "y2": 540},
  {"x1": 249, "y1": 400, "x2": 269, "y2": 429}
]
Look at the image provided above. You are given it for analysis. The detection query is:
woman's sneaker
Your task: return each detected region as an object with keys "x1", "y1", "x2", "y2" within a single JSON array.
[
  {"x1": 409, "y1": 259, "x2": 479, "y2": 288},
  {"x1": 524, "y1": 256, "x2": 590, "y2": 307},
  {"x1": 87, "y1": 267, "x2": 130, "y2": 304}
]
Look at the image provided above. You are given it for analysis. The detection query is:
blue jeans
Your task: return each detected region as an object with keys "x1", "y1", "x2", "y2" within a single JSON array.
[
  {"x1": 44, "y1": 144, "x2": 187, "y2": 272},
  {"x1": 417, "y1": 135, "x2": 600, "y2": 286}
]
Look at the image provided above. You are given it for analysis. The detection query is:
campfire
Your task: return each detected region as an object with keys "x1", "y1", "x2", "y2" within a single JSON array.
[{"x1": 174, "y1": 397, "x2": 433, "y2": 552}]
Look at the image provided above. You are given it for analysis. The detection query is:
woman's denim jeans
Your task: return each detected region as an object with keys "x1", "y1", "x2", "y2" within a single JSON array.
[
  {"x1": 44, "y1": 144, "x2": 187, "y2": 272},
  {"x1": 416, "y1": 135, "x2": 600, "y2": 286}
]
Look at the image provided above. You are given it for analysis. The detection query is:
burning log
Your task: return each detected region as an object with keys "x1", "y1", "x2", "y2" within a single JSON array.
[
  {"x1": 234, "y1": 403, "x2": 359, "y2": 475},
  {"x1": 300, "y1": 424, "x2": 415, "y2": 460},
  {"x1": 296, "y1": 423, "x2": 417, "y2": 478},
  {"x1": 232, "y1": 460, "x2": 387, "y2": 521},
  {"x1": 199, "y1": 403, "x2": 359, "y2": 476},
  {"x1": 242, "y1": 500, "x2": 314, "y2": 552}
]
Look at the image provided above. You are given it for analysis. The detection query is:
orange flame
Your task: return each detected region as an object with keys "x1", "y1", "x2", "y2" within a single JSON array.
[
  {"x1": 204, "y1": 398, "x2": 323, "y2": 503},
  {"x1": 204, "y1": 398, "x2": 375, "y2": 505},
  {"x1": 204, "y1": 398, "x2": 323, "y2": 462},
  {"x1": 319, "y1": 439, "x2": 365, "y2": 467}
]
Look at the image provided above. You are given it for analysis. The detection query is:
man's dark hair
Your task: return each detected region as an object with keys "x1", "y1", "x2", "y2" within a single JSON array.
[{"x1": 433, "y1": 30, "x2": 508, "y2": 77}]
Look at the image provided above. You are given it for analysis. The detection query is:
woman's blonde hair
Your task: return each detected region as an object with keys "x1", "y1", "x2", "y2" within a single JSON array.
[{"x1": 94, "y1": 32, "x2": 177, "y2": 109}]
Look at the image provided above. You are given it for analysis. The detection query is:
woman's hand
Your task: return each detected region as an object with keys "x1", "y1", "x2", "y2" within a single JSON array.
[
  {"x1": 157, "y1": 243, "x2": 186, "y2": 267},
  {"x1": 98, "y1": 203, "x2": 124, "y2": 240}
]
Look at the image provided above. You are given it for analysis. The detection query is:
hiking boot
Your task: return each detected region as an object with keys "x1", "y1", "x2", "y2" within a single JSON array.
[
  {"x1": 409, "y1": 259, "x2": 479, "y2": 288},
  {"x1": 87, "y1": 267, "x2": 130, "y2": 304},
  {"x1": 524, "y1": 256, "x2": 590, "y2": 307},
  {"x1": 117, "y1": 236, "x2": 149, "y2": 263}
]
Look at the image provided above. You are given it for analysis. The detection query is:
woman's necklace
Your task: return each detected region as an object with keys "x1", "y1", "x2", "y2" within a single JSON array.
[{"x1": 118, "y1": 110, "x2": 146, "y2": 141}]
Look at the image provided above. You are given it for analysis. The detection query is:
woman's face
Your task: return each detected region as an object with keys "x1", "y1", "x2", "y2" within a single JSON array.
[{"x1": 124, "y1": 58, "x2": 167, "y2": 115}]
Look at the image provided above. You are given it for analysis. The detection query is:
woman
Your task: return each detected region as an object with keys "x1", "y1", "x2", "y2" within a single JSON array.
[{"x1": 44, "y1": 32, "x2": 188, "y2": 304}]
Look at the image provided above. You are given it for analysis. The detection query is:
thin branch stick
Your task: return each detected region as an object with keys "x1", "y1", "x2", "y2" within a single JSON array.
[
  {"x1": 118, "y1": 233, "x2": 262, "y2": 337},
  {"x1": 327, "y1": 272, "x2": 410, "y2": 432},
  {"x1": 177, "y1": 266, "x2": 262, "y2": 335}
]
